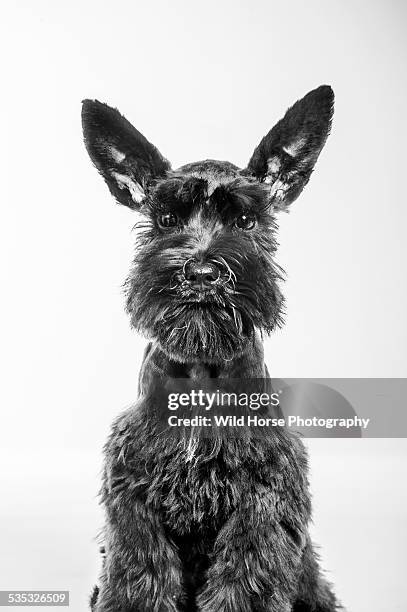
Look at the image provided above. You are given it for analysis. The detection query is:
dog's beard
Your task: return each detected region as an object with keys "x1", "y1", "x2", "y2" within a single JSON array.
[
  {"x1": 152, "y1": 300, "x2": 252, "y2": 362},
  {"x1": 127, "y1": 278, "x2": 283, "y2": 363}
]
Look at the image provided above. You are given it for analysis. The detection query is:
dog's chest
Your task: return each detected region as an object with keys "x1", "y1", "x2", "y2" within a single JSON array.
[{"x1": 145, "y1": 445, "x2": 251, "y2": 533}]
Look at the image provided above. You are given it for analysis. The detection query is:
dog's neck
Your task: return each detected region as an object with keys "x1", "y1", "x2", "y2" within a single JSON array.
[{"x1": 139, "y1": 331, "x2": 267, "y2": 386}]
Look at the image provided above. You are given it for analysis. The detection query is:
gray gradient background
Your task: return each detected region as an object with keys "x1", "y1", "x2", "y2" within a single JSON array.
[{"x1": 1, "y1": 1, "x2": 407, "y2": 610}]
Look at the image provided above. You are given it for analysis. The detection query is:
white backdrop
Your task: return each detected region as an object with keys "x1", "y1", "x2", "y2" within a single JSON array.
[{"x1": 1, "y1": 1, "x2": 406, "y2": 611}]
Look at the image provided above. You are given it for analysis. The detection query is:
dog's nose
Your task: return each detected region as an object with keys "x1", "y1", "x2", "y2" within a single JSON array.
[{"x1": 184, "y1": 260, "x2": 220, "y2": 289}]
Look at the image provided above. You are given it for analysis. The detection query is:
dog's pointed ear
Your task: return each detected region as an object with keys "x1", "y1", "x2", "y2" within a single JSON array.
[
  {"x1": 244, "y1": 85, "x2": 334, "y2": 210},
  {"x1": 81, "y1": 100, "x2": 171, "y2": 209}
]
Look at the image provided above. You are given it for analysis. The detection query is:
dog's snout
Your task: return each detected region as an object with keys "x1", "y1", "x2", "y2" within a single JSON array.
[{"x1": 184, "y1": 260, "x2": 220, "y2": 289}]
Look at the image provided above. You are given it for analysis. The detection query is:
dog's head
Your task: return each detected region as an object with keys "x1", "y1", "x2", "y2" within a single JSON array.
[{"x1": 82, "y1": 86, "x2": 334, "y2": 363}]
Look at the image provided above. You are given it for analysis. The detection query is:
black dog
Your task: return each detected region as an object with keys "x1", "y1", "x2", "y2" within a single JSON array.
[{"x1": 82, "y1": 85, "x2": 342, "y2": 611}]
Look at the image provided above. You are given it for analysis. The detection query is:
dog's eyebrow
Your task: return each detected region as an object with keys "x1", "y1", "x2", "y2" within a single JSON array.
[
  {"x1": 210, "y1": 179, "x2": 270, "y2": 213},
  {"x1": 149, "y1": 176, "x2": 208, "y2": 212},
  {"x1": 148, "y1": 175, "x2": 270, "y2": 218}
]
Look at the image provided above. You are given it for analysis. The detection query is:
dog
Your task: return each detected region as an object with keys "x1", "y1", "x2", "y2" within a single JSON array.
[{"x1": 82, "y1": 85, "x2": 343, "y2": 611}]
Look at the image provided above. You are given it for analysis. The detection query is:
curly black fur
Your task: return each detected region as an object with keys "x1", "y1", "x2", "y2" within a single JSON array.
[{"x1": 82, "y1": 85, "x2": 343, "y2": 611}]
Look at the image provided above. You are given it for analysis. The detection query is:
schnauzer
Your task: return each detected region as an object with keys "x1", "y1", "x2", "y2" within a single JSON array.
[{"x1": 82, "y1": 85, "x2": 343, "y2": 611}]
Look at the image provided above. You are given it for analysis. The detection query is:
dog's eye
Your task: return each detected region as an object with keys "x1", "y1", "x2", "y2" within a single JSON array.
[
  {"x1": 235, "y1": 213, "x2": 256, "y2": 230},
  {"x1": 158, "y1": 212, "x2": 179, "y2": 228}
]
